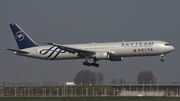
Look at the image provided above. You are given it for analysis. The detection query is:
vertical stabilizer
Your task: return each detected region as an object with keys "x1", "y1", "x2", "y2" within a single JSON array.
[{"x1": 9, "y1": 23, "x2": 38, "y2": 49}]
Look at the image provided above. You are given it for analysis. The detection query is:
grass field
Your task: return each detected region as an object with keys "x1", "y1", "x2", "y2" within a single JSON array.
[
  {"x1": 0, "y1": 96, "x2": 180, "y2": 101},
  {"x1": 0, "y1": 85, "x2": 180, "y2": 100}
]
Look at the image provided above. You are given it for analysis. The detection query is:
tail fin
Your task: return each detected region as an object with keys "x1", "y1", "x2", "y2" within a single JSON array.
[{"x1": 9, "y1": 23, "x2": 38, "y2": 49}]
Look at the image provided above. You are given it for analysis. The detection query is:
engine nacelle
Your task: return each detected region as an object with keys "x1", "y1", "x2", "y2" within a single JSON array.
[
  {"x1": 109, "y1": 56, "x2": 123, "y2": 61},
  {"x1": 95, "y1": 52, "x2": 110, "y2": 59}
]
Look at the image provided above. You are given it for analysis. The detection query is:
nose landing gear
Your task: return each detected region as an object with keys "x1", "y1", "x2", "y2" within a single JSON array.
[
  {"x1": 160, "y1": 54, "x2": 165, "y2": 62},
  {"x1": 160, "y1": 59, "x2": 164, "y2": 62}
]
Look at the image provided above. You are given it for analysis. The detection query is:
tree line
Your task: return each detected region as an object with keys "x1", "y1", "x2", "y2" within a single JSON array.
[
  {"x1": 0, "y1": 70, "x2": 177, "y2": 86},
  {"x1": 74, "y1": 69, "x2": 105, "y2": 84},
  {"x1": 73, "y1": 69, "x2": 158, "y2": 85}
]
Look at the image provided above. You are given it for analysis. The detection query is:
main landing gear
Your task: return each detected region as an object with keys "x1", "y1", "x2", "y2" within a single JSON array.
[
  {"x1": 160, "y1": 54, "x2": 165, "y2": 62},
  {"x1": 83, "y1": 58, "x2": 99, "y2": 67}
]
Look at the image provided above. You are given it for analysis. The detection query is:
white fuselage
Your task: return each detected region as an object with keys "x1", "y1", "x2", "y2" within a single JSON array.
[
  {"x1": 16, "y1": 40, "x2": 174, "y2": 61},
  {"x1": 7, "y1": 23, "x2": 175, "y2": 67}
]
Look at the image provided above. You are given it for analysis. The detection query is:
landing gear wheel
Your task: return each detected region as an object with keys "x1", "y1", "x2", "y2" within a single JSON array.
[
  {"x1": 83, "y1": 58, "x2": 100, "y2": 67},
  {"x1": 160, "y1": 54, "x2": 165, "y2": 62},
  {"x1": 91, "y1": 63, "x2": 99, "y2": 67},
  {"x1": 91, "y1": 63, "x2": 95, "y2": 66},
  {"x1": 83, "y1": 61, "x2": 87, "y2": 65},
  {"x1": 95, "y1": 64, "x2": 99, "y2": 67},
  {"x1": 160, "y1": 59, "x2": 164, "y2": 62},
  {"x1": 87, "y1": 63, "x2": 91, "y2": 66}
]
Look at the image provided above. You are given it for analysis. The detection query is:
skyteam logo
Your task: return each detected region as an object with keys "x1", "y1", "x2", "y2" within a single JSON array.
[
  {"x1": 121, "y1": 41, "x2": 154, "y2": 47},
  {"x1": 39, "y1": 46, "x2": 66, "y2": 60},
  {"x1": 15, "y1": 31, "x2": 25, "y2": 41}
]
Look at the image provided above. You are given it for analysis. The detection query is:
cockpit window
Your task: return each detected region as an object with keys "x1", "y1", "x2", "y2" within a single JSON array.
[{"x1": 165, "y1": 44, "x2": 171, "y2": 46}]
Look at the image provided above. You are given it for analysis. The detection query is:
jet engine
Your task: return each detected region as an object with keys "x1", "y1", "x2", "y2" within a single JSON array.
[
  {"x1": 95, "y1": 52, "x2": 110, "y2": 59},
  {"x1": 109, "y1": 56, "x2": 123, "y2": 61}
]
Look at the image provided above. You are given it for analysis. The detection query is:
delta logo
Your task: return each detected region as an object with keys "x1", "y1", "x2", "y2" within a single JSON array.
[{"x1": 133, "y1": 48, "x2": 153, "y2": 52}]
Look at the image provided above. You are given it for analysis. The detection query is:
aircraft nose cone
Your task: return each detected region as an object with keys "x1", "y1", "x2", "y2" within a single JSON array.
[
  {"x1": 167, "y1": 46, "x2": 175, "y2": 52},
  {"x1": 171, "y1": 46, "x2": 175, "y2": 51}
]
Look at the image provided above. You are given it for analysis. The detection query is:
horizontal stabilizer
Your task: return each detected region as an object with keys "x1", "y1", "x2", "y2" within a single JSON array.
[{"x1": 4, "y1": 48, "x2": 29, "y2": 54}]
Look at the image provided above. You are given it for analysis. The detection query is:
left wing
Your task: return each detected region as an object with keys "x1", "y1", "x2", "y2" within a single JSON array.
[{"x1": 45, "y1": 42, "x2": 95, "y2": 56}]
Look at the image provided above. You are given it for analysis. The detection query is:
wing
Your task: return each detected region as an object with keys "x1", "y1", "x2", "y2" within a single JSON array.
[{"x1": 45, "y1": 42, "x2": 95, "y2": 56}]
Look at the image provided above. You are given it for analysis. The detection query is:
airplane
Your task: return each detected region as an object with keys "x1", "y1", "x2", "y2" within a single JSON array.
[{"x1": 5, "y1": 23, "x2": 174, "y2": 67}]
